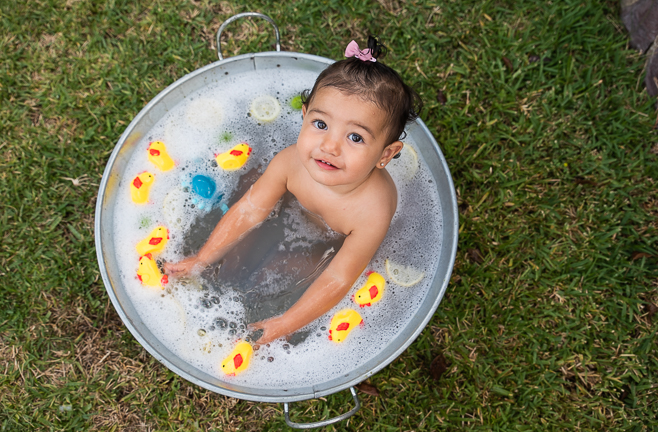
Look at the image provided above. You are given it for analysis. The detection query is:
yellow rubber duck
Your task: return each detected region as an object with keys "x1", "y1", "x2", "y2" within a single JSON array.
[
  {"x1": 136, "y1": 253, "x2": 168, "y2": 289},
  {"x1": 147, "y1": 141, "x2": 175, "y2": 171},
  {"x1": 328, "y1": 309, "x2": 363, "y2": 343},
  {"x1": 130, "y1": 171, "x2": 155, "y2": 204},
  {"x1": 215, "y1": 143, "x2": 252, "y2": 170},
  {"x1": 353, "y1": 271, "x2": 386, "y2": 307},
  {"x1": 221, "y1": 341, "x2": 253, "y2": 376},
  {"x1": 135, "y1": 226, "x2": 169, "y2": 256}
]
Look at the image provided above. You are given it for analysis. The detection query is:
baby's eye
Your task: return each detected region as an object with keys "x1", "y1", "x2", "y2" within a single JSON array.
[
  {"x1": 313, "y1": 120, "x2": 327, "y2": 130},
  {"x1": 348, "y1": 133, "x2": 363, "y2": 143}
]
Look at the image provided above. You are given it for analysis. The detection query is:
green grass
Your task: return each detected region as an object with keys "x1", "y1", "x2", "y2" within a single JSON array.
[{"x1": 1, "y1": 0, "x2": 657, "y2": 430}]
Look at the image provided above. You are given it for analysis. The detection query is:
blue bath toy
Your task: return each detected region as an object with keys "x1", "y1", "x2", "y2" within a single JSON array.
[
  {"x1": 191, "y1": 193, "x2": 224, "y2": 211},
  {"x1": 179, "y1": 170, "x2": 227, "y2": 213},
  {"x1": 192, "y1": 175, "x2": 216, "y2": 199}
]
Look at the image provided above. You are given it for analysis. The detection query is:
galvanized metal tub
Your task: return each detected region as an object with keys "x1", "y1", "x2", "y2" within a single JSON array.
[{"x1": 95, "y1": 13, "x2": 458, "y2": 428}]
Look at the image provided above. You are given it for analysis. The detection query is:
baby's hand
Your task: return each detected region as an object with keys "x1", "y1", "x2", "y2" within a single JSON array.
[
  {"x1": 163, "y1": 256, "x2": 206, "y2": 277},
  {"x1": 248, "y1": 316, "x2": 289, "y2": 345}
]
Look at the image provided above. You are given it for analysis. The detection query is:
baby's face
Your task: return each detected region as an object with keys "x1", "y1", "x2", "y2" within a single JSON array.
[{"x1": 297, "y1": 87, "x2": 396, "y2": 190}]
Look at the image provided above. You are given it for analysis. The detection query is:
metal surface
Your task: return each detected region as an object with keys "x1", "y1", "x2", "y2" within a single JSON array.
[
  {"x1": 216, "y1": 12, "x2": 281, "y2": 61},
  {"x1": 95, "y1": 22, "x2": 458, "y2": 407},
  {"x1": 284, "y1": 387, "x2": 360, "y2": 429}
]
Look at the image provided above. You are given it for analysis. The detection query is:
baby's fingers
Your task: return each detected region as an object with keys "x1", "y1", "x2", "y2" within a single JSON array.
[
  {"x1": 248, "y1": 320, "x2": 275, "y2": 344},
  {"x1": 254, "y1": 331, "x2": 273, "y2": 345},
  {"x1": 164, "y1": 262, "x2": 188, "y2": 276},
  {"x1": 247, "y1": 320, "x2": 266, "y2": 332},
  {"x1": 163, "y1": 262, "x2": 177, "y2": 274}
]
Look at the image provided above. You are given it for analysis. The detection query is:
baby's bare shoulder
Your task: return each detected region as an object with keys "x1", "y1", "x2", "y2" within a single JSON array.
[
  {"x1": 249, "y1": 145, "x2": 297, "y2": 203},
  {"x1": 262, "y1": 145, "x2": 297, "y2": 178},
  {"x1": 346, "y1": 172, "x2": 398, "y2": 233},
  {"x1": 268, "y1": 145, "x2": 296, "y2": 168}
]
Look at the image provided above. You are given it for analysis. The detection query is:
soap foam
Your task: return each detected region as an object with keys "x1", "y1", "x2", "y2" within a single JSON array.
[{"x1": 112, "y1": 68, "x2": 443, "y2": 390}]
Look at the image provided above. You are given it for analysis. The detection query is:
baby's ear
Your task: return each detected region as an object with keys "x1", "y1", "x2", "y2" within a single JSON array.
[
  {"x1": 302, "y1": 104, "x2": 307, "y2": 118},
  {"x1": 385, "y1": 141, "x2": 404, "y2": 159},
  {"x1": 378, "y1": 141, "x2": 404, "y2": 169}
]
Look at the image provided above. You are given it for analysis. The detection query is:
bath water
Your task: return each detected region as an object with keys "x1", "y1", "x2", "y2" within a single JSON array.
[{"x1": 112, "y1": 67, "x2": 443, "y2": 389}]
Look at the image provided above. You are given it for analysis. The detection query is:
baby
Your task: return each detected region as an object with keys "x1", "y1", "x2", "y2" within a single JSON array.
[{"x1": 165, "y1": 36, "x2": 423, "y2": 344}]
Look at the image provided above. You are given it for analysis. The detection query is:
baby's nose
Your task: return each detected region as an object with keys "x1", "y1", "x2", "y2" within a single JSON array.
[{"x1": 320, "y1": 134, "x2": 341, "y2": 155}]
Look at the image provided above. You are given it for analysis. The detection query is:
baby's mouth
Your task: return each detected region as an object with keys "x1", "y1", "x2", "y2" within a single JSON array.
[{"x1": 316, "y1": 159, "x2": 338, "y2": 170}]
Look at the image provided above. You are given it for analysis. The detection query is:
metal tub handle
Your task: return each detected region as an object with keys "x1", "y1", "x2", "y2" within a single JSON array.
[
  {"x1": 216, "y1": 12, "x2": 281, "y2": 61},
  {"x1": 283, "y1": 387, "x2": 361, "y2": 429}
]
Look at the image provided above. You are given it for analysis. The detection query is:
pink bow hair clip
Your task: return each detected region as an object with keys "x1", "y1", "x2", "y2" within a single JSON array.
[{"x1": 345, "y1": 40, "x2": 376, "y2": 62}]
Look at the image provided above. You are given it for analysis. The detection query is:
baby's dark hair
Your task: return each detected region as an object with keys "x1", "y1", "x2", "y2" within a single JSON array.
[{"x1": 301, "y1": 36, "x2": 423, "y2": 147}]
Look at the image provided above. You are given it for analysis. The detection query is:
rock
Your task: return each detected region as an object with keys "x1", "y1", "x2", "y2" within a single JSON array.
[{"x1": 621, "y1": 0, "x2": 658, "y2": 52}]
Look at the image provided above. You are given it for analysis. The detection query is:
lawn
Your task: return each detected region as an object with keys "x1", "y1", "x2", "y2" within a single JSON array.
[{"x1": 1, "y1": 0, "x2": 656, "y2": 430}]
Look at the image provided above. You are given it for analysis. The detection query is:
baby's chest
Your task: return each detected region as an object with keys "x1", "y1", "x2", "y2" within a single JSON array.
[{"x1": 288, "y1": 188, "x2": 353, "y2": 235}]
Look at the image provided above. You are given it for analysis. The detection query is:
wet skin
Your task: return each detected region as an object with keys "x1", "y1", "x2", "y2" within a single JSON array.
[{"x1": 165, "y1": 87, "x2": 404, "y2": 344}]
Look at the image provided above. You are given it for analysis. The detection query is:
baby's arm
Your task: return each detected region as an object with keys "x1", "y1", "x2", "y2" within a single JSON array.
[
  {"x1": 164, "y1": 151, "x2": 290, "y2": 276},
  {"x1": 250, "y1": 218, "x2": 390, "y2": 344}
]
